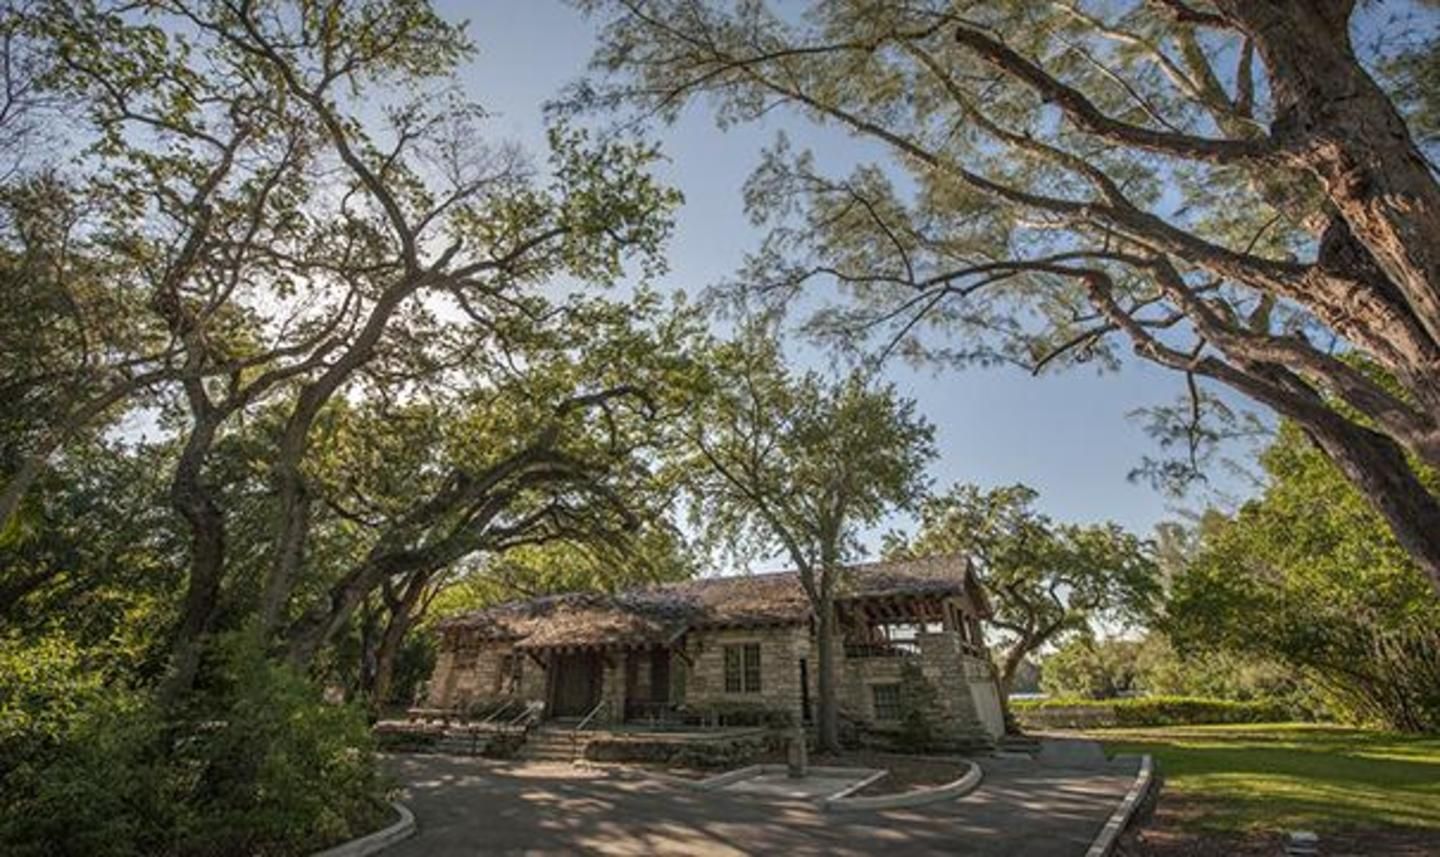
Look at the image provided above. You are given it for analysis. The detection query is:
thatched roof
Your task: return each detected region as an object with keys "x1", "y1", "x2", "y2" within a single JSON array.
[{"x1": 436, "y1": 555, "x2": 981, "y2": 650}]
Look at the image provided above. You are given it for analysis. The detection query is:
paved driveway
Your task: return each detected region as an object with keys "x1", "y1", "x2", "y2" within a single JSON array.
[{"x1": 381, "y1": 753, "x2": 1139, "y2": 856}]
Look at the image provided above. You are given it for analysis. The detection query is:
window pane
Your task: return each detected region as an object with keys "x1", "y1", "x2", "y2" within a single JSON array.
[
  {"x1": 743, "y1": 644, "x2": 762, "y2": 693},
  {"x1": 724, "y1": 646, "x2": 742, "y2": 693},
  {"x1": 872, "y1": 684, "x2": 901, "y2": 721}
]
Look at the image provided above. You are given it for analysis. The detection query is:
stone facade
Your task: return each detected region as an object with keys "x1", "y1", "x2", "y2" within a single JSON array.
[
  {"x1": 679, "y1": 624, "x2": 812, "y2": 723},
  {"x1": 427, "y1": 641, "x2": 515, "y2": 710},
  {"x1": 422, "y1": 561, "x2": 1007, "y2": 741},
  {"x1": 426, "y1": 621, "x2": 1005, "y2": 742}
]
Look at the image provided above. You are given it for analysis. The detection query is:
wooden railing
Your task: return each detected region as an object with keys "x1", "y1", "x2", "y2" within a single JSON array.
[{"x1": 843, "y1": 640, "x2": 921, "y2": 659}]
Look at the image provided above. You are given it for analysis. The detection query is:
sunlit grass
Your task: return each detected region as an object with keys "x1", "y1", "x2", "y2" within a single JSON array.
[{"x1": 1088, "y1": 722, "x2": 1440, "y2": 833}]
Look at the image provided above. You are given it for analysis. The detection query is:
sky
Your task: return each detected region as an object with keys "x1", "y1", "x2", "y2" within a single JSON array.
[{"x1": 436, "y1": 0, "x2": 1261, "y2": 545}]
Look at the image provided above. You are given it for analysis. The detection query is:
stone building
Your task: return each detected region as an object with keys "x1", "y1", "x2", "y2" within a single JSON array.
[{"x1": 425, "y1": 556, "x2": 1006, "y2": 744}]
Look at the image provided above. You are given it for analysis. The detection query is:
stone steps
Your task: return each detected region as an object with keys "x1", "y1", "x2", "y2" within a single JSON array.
[
  {"x1": 517, "y1": 728, "x2": 587, "y2": 763},
  {"x1": 430, "y1": 732, "x2": 492, "y2": 756},
  {"x1": 993, "y1": 733, "x2": 1041, "y2": 758}
]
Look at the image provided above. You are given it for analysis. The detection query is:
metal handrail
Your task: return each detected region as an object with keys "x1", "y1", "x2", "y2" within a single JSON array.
[
  {"x1": 515, "y1": 701, "x2": 544, "y2": 733},
  {"x1": 478, "y1": 700, "x2": 510, "y2": 727},
  {"x1": 506, "y1": 701, "x2": 538, "y2": 728},
  {"x1": 573, "y1": 699, "x2": 608, "y2": 734}
]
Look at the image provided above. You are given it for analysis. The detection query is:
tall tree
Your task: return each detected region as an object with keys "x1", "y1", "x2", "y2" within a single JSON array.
[
  {"x1": 887, "y1": 484, "x2": 1160, "y2": 710},
  {"x1": 574, "y1": 0, "x2": 1440, "y2": 597},
  {"x1": 683, "y1": 326, "x2": 935, "y2": 750},
  {"x1": 13, "y1": 0, "x2": 680, "y2": 697}
]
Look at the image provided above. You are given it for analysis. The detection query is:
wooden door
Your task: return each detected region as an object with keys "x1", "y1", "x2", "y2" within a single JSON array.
[
  {"x1": 551, "y1": 652, "x2": 601, "y2": 716},
  {"x1": 649, "y1": 648, "x2": 670, "y2": 703}
]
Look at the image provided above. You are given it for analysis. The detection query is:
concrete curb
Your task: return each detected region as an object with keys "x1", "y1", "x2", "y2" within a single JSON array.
[
  {"x1": 823, "y1": 761, "x2": 982, "y2": 812},
  {"x1": 1084, "y1": 754, "x2": 1154, "y2": 857},
  {"x1": 311, "y1": 802, "x2": 415, "y2": 857},
  {"x1": 821, "y1": 768, "x2": 891, "y2": 803}
]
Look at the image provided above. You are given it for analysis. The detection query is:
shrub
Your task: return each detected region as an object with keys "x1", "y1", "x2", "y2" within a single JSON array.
[
  {"x1": 0, "y1": 631, "x2": 390, "y2": 857},
  {"x1": 582, "y1": 733, "x2": 771, "y2": 768},
  {"x1": 1011, "y1": 695, "x2": 1296, "y2": 729}
]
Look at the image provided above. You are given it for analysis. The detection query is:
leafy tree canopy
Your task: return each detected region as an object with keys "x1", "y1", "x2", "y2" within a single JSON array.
[
  {"x1": 571, "y1": 0, "x2": 1440, "y2": 594},
  {"x1": 886, "y1": 483, "x2": 1160, "y2": 698},
  {"x1": 1168, "y1": 420, "x2": 1440, "y2": 731}
]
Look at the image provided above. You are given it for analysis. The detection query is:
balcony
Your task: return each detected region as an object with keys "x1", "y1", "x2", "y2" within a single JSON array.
[{"x1": 843, "y1": 640, "x2": 921, "y2": 659}]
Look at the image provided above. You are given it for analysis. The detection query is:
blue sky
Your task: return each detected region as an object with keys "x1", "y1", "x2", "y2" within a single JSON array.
[{"x1": 440, "y1": 0, "x2": 1260, "y2": 543}]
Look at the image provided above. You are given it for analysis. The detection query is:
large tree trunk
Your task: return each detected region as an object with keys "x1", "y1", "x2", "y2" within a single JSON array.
[
  {"x1": 995, "y1": 638, "x2": 1036, "y2": 736},
  {"x1": 1221, "y1": 0, "x2": 1440, "y2": 354},
  {"x1": 1304, "y1": 416, "x2": 1440, "y2": 594},
  {"x1": 369, "y1": 570, "x2": 431, "y2": 713},
  {"x1": 814, "y1": 593, "x2": 840, "y2": 751},
  {"x1": 159, "y1": 413, "x2": 225, "y2": 704},
  {"x1": 259, "y1": 284, "x2": 416, "y2": 636},
  {"x1": 371, "y1": 610, "x2": 413, "y2": 714}
]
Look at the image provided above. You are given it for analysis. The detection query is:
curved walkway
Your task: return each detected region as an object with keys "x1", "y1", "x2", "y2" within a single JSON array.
[{"x1": 381, "y1": 752, "x2": 1139, "y2": 856}]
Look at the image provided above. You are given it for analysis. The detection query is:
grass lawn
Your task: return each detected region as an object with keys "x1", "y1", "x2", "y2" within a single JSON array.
[{"x1": 1085, "y1": 722, "x2": 1440, "y2": 835}]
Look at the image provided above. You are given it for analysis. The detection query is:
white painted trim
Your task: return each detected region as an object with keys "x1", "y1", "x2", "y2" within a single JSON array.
[
  {"x1": 1084, "y1": 754, "x2": 1154, "y2": 857},
  {"x1": 823, "y1": 761, "x2": 982, "y2": 812},
  {"x1": 310, "y1": 802, "x2": 415, "y2": 857}
]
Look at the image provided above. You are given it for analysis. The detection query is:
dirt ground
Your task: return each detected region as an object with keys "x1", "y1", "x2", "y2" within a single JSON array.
[{"x1": 1116, "y1": 795, "x2": 1440, "y2": 857}]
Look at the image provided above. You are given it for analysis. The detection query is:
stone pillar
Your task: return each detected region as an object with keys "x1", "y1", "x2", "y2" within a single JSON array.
[
  {"x1": 599, "y1": 652, "x2": 627, "y2": 723},
  {"x1": 786, "y1": 723, "x2": 809, "y2": 778},
  {"x1": 918, "y1": 631, "x2": 987, "y2": 746}
]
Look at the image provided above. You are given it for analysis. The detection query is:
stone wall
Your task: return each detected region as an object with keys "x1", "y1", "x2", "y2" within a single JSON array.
[
  {"x1": 838, "y1": 631, "x2": 997, "y2": 746},
  {"x1": 519, "y1": 650, "x2": 548, "y2": 701},
  {"x1": 427, "y1": 640, "x2": 514, "y2": 710},
  {"x1": 424, "y1": 596, "x2": 1006, "y2": 741},
  {"x1": 681, "y1": 625, "x2": 812, "y2": 723}
]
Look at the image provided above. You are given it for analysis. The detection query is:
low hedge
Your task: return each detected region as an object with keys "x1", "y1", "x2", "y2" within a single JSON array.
[
  {"x1": 582, "y1": 733, "x2": 776, "y2": 768},
  {"x1": 1012, "y1": 695, "x2": 1294, "y2": 728}
]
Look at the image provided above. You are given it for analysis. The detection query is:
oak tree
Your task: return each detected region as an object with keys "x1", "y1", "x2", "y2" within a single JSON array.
[
  {"x1": 682, "y1": 325, "x2": 935, "y2": 750},
  {"x1": 574, "y1": 0, "x2": 1440, "y2": 596},
  {"x1": 887, "y1": 484, "x2": 1160, "y2": 714}
]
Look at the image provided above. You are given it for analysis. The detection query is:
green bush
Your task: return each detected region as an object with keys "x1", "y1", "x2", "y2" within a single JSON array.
[
  {"x1": 1011, "y1": 695, "x2": 1295, "y2": 728},
  {"x1": 582, "y1": 733, "x2": 772, "y2": 768},
  {"x1": 0, "y1": 634, "x2": 179, "y2": 856},
  {"x1": 0, "y1": 631, "x2": 390, "y2": 857}
]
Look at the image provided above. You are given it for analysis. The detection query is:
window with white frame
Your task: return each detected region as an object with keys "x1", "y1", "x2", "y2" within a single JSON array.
[{"x1": 723, "y1": 643, "x2": 762, "y2": 693}]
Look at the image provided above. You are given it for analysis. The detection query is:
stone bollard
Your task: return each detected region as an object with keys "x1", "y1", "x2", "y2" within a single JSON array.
[
  {"x1": 1284, "y1": 831, "x2": 1319, "y2": 856},
  {"x1": 786, "y1": 724, "x2": 809, "y2": 779}
]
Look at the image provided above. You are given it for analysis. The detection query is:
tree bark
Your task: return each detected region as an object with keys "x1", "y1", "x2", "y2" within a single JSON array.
[
  {"x1": 814, "y1": 591, "x2": 840, "y2": 751},
  {"x1": 158, "y1": 412, "x2": 225, "y2": 704},
  {"x1": 369, "y1": 570, "x2": 430, "y2": 713},
  {"x1": 1303, "y1": 415, "x2": 1440, "y2": 595},
  {"x1": 995, "y1": 638, "x2": 1036, "y2": 735},
  {"x1": 371, "y1": 609, "x2": 413, "y2": 713},
  {"x1": 259, "y1": 282, "x2": 418, "y2": 636},
  {"x1": 1220, "y1": 0, "x2": 1440, "y2": 353}
]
